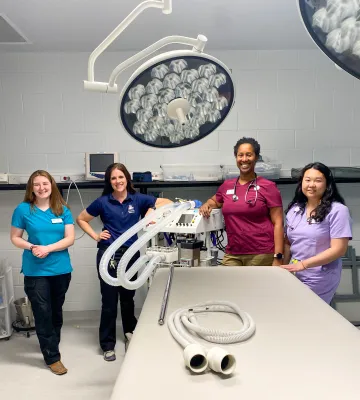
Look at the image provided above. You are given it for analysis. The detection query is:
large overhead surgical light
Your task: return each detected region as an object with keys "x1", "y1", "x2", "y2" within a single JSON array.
[
  {"x1": 298, "y1": 0, "x2": 360, "y2": 80},
  {"x1": 84, "y1": 0, "x2": 235, "y2": 148}
]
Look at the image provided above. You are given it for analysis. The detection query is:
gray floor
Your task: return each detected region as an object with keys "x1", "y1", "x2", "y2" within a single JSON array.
[
  {"x1": 0, "y1": 311, "x2": 125, "y2": 399},
  {"x1": 1, "y1": 311, "x2": 360, "y2": 400}
]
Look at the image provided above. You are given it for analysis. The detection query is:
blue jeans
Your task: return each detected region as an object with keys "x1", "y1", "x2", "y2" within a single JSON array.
[{"x1": 24, "y1": 273, "x2": 71, "y2": 365}]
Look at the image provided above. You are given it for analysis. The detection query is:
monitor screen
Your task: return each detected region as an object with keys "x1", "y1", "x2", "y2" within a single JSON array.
[
  {"x1": 89, "y1": 154, "x2": 115, "y2": 172},
  {"x1": 178, "y1": 214, "x2": 193, "y2": 225}
]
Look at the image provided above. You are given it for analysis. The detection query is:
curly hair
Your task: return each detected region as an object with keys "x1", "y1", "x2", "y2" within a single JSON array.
[
  {"x1": 286, "y1": 162, "x2": 345, "y2": 222},
  {"x1": 233, "y1": 137, "x2": 260, "y2": 157}
]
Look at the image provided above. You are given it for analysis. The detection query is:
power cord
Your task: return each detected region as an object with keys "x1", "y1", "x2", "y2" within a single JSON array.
[
  {"x1": 215, "y1": 230, "x2": 227, "y2": 253},
  {"x1": 65, "y1": 180, "x2": 86, "y2": 240}
]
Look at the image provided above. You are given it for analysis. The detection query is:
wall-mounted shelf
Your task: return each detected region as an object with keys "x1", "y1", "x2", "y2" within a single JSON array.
[{"x1": 1, "y1": 177, "x2": 360, "y2": 195}]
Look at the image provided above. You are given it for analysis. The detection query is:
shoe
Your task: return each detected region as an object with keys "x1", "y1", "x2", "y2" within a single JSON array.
[
  {"x1": 104, "y1": 350, "x2": 116, "y2": 361},
  {"x1": 48, "y1": 361, "x2": 68, "y2": 375},
  {"x1": 125, "y1": 332, "x2": 133, "y2": 352}
]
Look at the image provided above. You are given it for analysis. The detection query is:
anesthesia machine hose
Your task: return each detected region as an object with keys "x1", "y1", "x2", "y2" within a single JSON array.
[
  {"x1": 99, "y1": 200, "x2": 201, "y2": 290},
  {"x1": 167, "y1": 300, "x2": 256, "y2": 375}
]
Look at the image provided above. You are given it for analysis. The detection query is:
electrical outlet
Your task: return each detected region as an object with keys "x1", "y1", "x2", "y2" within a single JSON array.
[
  {"x1": 8, "y1": 175, "x2": 29, "y2": 184},
  {"x1": 70, "y1": 174, "x2": 86, "y2": 182},
  {"x1": 57, "y1": 174, "x2": 85, "y2": 183},
  {"x1": 0, "y1": 173, "x2": 9, "y2": 184},
  {"x1": 8, "y1": 174, "x2": 86, "y2": 184}
]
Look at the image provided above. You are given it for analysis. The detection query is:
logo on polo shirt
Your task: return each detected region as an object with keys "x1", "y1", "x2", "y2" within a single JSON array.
[{"x1": 128, "y1": 205, "x2": 135, "y2": 214}]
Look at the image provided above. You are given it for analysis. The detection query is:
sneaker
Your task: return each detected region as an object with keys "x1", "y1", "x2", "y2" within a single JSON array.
[
  {"x1": 103, "y1": 350, "x2": 116, "y2": 362},
  {"x1": 125, "y1": 332, "x2": 133, "y2": 352},
  {"x1": 48, "y1": 360, "x2": 68, "y2": 375}
]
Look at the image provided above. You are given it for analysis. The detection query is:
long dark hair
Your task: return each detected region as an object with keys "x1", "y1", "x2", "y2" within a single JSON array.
[
  {"x1": 102, "y1": 163, "x2": 136, "y2": 196},
  {"x1": 286, "y1": 162, "x2": 345, "y2": 222}
]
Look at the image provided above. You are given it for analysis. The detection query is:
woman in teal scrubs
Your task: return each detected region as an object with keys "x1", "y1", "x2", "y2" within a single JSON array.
[{"x1": 10, "y1": 170, "x2": 75, "y2": 375}]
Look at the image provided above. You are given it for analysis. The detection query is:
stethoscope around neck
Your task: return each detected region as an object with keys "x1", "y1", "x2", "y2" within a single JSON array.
[
  {"x1": 232, "y1": 175, "x2": 259, "y2": 204},
  {"x1": 287, "y1": 205, "x2": 318, "y2": 231}
]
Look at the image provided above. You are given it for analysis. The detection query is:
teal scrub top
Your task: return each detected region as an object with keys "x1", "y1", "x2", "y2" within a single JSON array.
[{"x1": 11, "y1": 202, "x2": 74, "y2": 277}]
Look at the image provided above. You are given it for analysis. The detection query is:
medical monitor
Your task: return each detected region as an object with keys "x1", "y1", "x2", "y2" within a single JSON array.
[{"x1": 85, "y1": 152, "x2": 119, "y2": 180}]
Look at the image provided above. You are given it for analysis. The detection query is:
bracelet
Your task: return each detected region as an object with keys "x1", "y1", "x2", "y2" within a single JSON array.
[
  {"x1": 300, "y1": 260, "x2": 307, "y2": 270},
  {"x1": 29, "y1": 245, "x2": 34, "y2": 252}
]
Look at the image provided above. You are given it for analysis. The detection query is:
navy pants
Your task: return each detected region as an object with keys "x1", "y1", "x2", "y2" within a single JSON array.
[
  {"x1": 96, "y1": 247, "x2": 139, "y2": 352},
  {"x1": 24, "y1": 273, "x2": 71, "y2": 365}
]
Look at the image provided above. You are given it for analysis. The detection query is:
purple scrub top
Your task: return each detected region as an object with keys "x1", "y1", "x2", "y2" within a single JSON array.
[{"x1": 286, "y1": 202, "x2": 352, "y2": 303}]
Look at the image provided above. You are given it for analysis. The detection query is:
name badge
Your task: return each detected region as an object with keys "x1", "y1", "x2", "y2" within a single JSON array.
[
  {"x1": 51, "y1": 218, "x2": 63, "y2": 224},
  {"x1": 226, "y1": 189, "x2": 234, "y2": 195}
]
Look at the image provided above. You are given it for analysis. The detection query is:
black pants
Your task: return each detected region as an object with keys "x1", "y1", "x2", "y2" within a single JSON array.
[
  {"x1": 24, "y1": 273, "x2": 71, "y2": 365},
  {"x1": 96, "y1": 247, "x2": 139, "y2": 352}
]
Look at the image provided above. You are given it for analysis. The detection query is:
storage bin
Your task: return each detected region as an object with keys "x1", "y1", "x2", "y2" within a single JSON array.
[
  {"x1": 255, "y1": 162, "x2": 281, "y2": 179},
  {"x1": 291, "y1": 166, "x2": 360, "y2": 179},
  {"x1": 0, "y1": 308, "x2": 10, "y2": 338},
  {"x1": 221, "y1": 163, "x2": 281, "y2": 180},
  {"x1": 0, "y1": 259, "x2": 14, "y2": 340},
  {"x1": 160, "y1": 164, "x2": 222, "y2": 182},
  {"x1": 221, "y1": 165, "x2": 238, "y2": 180}
]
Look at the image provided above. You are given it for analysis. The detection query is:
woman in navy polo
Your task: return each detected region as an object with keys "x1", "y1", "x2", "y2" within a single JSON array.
[
  {"x1": 76, "y1": 163, "x2": 172, "y2": 361},
  {"x1": 10, "y1": 170, "x2": 75, "y2": 375}
]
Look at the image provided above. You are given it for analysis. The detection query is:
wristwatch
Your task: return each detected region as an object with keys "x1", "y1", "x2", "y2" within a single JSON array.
[{"x1": 274, "y1": 253, "x2": 284, "y2": 260}]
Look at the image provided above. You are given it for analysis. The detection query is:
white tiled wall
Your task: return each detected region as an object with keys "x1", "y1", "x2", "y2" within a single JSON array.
[{"x1": 0, "y1": 50, "x2": 360, "y2": 311}]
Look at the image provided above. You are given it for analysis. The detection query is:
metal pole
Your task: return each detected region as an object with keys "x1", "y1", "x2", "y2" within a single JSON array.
[{"x1": 158, "y1": 266, "x2": 174, "y2": 325}]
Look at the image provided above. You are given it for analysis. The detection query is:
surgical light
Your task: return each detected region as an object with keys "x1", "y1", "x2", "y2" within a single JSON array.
[
  {"x1": 298, "y1": 0, "x2": 360, "y2": 80},
  {"x1": 121, "y1": 54, "x2": 233, "y2": 147},
  {"x1": 84, "y1": 0, "x2": 235, "y2": 148}
]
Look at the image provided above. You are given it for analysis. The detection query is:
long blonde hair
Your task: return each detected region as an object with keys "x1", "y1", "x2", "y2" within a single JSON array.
[{"x1": 24, "y1": 170, "x2": 68, "y2": 216}]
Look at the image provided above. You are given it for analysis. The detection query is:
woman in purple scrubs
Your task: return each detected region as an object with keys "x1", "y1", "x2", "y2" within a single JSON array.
[{"x1": 281, "y1": 162, "x2": 352, "y2": 304}]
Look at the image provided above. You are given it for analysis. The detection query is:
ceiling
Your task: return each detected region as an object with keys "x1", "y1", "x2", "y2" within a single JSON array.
[{"x1": 0, "y1": 0, "x2": 315, "y2": 52}]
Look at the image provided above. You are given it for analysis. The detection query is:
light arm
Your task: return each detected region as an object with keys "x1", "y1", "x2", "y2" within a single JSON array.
[
  {"x1": 84, "y1": 0, "x2": 174, "y2": 93},
  {"x1": 108, "y1": 34, "x2": 207, "y2": 88}
]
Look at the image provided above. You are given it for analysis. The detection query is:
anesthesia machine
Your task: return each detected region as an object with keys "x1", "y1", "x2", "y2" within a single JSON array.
[{"x1": 85, "y1": 0, "x2": 253, "y2": 376}]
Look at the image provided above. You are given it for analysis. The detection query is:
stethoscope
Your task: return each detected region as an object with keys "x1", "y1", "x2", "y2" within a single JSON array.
[
  {"x1": 287, "y1": 207, "x2": 302, "y2": 231},
  {"x1": 232, "y1": 175, "x2": 260, "y2": 205},
  {"x1": 287, "y1": 206, "x2": 318, "y2": 231}
]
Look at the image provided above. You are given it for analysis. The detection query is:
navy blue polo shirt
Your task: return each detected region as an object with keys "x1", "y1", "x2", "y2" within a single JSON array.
[{"x1": 86, "y1": 192, "x2": 156, "y2": 248}]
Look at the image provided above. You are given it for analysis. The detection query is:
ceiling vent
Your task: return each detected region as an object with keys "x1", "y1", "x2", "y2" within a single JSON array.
[{"x1": 0, "y1": 14, "x2": 29, "y2": 43}]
